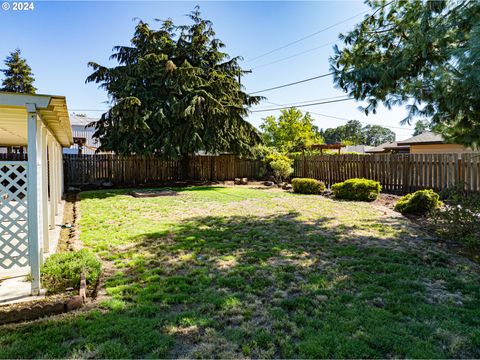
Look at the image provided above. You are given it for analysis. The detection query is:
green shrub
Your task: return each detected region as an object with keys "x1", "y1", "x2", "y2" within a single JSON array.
[
  {"x1": 292, "y1": 178, "x2": 326, "y2": 194},
  {"x1": 270, "y1": 159, "x2": 294, "y2": 183},
  {"x1": 331, "y1": 178, "x2": 381, "y2": 201},
  {"x1": 42, "y1": 249, "x2": 102, "y2": 294},
  {"x1": 394, "y1": 189, "x2": 441, "y2": 215},
  {"x1": 430, "y1": 184, "x2": 480, "y2": 252}
]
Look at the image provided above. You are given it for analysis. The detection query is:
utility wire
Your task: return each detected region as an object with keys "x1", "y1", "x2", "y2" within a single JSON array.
[
  {"x1": 252, "y1": 97, "x2": 352, "y2": 111},
  {"x1": 252, "y1": 40, "x2": 338, "y2": 70},
  {"x1": 70, "y1": 109, "x2": 107, "y2": 112},
  {"x1": 250, "y1": 72, "x2": 334, "y2": 95},
  {"x1": 260, "y1": 100, "x2": 414, "y2": 132},
  {"x1": 244, "y1": 10, "x2": 367, "y2": 64},
  {"x1": 254, "y1": 95, "x2": 347, "y2": 110}
]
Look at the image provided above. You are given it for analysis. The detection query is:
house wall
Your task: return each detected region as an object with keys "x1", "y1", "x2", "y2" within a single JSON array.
[
  {"x1": 410, "y1": 143, "x2": 474, "y2": 155},
  {"x1": 63, "y1": 125, "x2": 98, "y2": 155}
]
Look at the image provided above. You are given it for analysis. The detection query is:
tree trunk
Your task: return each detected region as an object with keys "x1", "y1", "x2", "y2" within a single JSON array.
[{"x1": 180, "y1": 153, "x2": 190, "y2": 180}]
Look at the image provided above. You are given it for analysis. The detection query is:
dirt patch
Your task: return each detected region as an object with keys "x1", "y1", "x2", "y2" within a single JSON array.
[
  {"x1": 56, "y1": 192, "x2": 82, "y2": 252},
  {"x1": 373, "y1": 193, "x2": 401, "y2": 210},
  {"x1": 422, "y1": 279, "x2": 464, "y2": 306},
  {"x1": 130, "y1": 189, "x2": 178, "y2": 198}
]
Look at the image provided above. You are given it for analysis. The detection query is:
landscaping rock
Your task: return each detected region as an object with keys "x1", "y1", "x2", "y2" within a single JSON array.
[
  {"x1": 264, "y1": 181, "x2": 275, "y2": 187},
  {"x1": 322, "y1": 189, "x2": 333, "y2": 197},
  {"x1": 234, "y1": 178, "x2": 248, "y2": 185},
  {"x1": 66, "y1": 295, "x2": 84, "y2": 311},
  {"x1": 67, "y1": 186, "x2": 81, "y2": 192},
  {"x1": 282, "y1": 183, "x2": 293, "y2": 190},
  {"x1": 101, "y1": 181, "x2": 113, "y2": 188}
]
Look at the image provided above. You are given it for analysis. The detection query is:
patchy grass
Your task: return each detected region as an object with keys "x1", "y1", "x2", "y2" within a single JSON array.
[{"x1": 1, "y1": 186, "x2": 479, "y2": 358}]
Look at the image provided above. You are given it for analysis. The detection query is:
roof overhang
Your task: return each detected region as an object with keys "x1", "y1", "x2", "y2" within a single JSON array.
[{"x1": 0, "y1": 92, "x2": 73, "y2": 147}]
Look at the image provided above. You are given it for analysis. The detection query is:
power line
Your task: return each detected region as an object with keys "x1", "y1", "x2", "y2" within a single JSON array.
[
  {"x1": 260, "y1": 100, "x2": 414, "y2": 132},
  {"x1": 70, "y1": 109, "x2": 107, "y2": 112},
  {"x1": 244, "y1": 10, "x2": 367, "y2": 64},
  {"x1": 250, "y1": 72, "x2": 334, "y2": 95},
  {"x1": 254, "y1": 95, "x2": 347, "y2": 110},
  {"x1": 251, "y1": 97, "x2": 353, "y2": 111},
  {"x1": 252, "y1": 40, "x2": 338, "y2": 70}
]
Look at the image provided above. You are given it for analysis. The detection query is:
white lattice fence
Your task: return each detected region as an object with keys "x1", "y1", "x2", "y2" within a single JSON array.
[{"x1": 0, "y1": 161, "x2": 28, "y2": 269}]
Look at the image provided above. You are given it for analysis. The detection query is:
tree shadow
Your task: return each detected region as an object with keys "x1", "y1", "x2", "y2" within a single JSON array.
[{"x1": 0, "y1": 212, "x2": 478, "y2": 358}]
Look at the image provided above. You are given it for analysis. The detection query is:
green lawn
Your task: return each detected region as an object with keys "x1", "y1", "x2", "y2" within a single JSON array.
[{"x1": 1, "y1": 186, "x2": 479, "y2": 358}]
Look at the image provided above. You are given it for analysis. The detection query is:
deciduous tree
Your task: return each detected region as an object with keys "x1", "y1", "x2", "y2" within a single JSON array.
[{"x1": 260, "y1": 107, "x2": 323, "y2": 152}]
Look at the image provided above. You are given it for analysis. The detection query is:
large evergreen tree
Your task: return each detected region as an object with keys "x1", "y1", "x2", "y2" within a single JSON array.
[
  {"x1": 330, "y1": 0, "x2": 480, "y2": 148},
  {"x1": 87, "y1": 7, "x2": 263, "y2": 163},
  {"x1": 1, "y1": 49, "x2": 36, "y2": 94}
]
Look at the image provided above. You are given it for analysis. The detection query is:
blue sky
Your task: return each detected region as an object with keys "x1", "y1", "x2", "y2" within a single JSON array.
[{"x1": 0, "y1": 0, "x2": 415, "y2": 140}]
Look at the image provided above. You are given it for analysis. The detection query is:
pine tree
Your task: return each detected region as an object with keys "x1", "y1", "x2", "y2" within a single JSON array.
[
  {"x1": 1, "y1": 49, "x2": 36, "y2": 94},
  {"x1": 330, "y1": 0, "x2": 480, "y2": 148},
  {"x1": 87, "y1": 7, "x2": 263, "y2": 167}
]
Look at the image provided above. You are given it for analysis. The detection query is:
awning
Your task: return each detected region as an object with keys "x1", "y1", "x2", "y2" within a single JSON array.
[{"x1": 0, "y1": 92, "x2": 73, "y2": 147}]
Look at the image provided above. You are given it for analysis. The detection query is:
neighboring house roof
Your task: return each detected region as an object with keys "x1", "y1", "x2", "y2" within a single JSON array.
[
  {"x1": 366, "y1": 141, "x2": 409, "y2": 153},
  {"x1": 64, "y1": 114, "x2": 101, "y2": 154},
  {"x1": 397, "y1": 131, "x2": 444, "y2": 145},
  {"x1": 343, "y1": 145, "x2": 374, "y2": 154},
  {"x1": 69, "y1": 114, "x2": 98, "y2": 127}
]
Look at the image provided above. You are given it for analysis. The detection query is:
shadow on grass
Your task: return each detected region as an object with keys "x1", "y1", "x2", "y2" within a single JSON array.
[{"x1": 1, "y1": 212, "x2": 479, "y2": 358}]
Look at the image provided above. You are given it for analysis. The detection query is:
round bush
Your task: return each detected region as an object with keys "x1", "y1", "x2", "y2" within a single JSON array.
[
  {"x1": 331, "y1": 178, "x2": 381, "y2": 201},
  {"x1": 270, "y1": 159, "x2": 294, "y2": 183},
  {"x1": 394, "y1": 189, "x2": 441, "y2": 215},
  {"x1": 292, "y1": 178, "x2": 326, "y2": 194},
  {"x1": 42, "y1": 249, "x2": 102, "y2": 294}
]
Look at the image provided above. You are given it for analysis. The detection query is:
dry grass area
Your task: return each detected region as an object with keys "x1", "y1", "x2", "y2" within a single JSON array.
[{"x1": 0, "y1": 186, "x2": 479, "y2": 358}]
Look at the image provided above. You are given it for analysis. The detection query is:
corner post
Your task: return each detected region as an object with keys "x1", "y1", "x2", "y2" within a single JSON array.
[
  {"x1": 48, "y1": 134, "x2": 56, "y2": 228},
  {"x1": 26, "y1": 104, "x2": 41, "y2": 295},
  {"x1": 40, "y1": 123, "x2": 49, "y2": 253}
]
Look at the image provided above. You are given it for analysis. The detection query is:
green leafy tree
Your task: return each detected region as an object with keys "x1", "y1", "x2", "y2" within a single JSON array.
[
  {"x1": 343, "y1": 120, "x2": 364, "y2": 144},
  {"x1": 321, "y1": 120, "x2": 365, "y2": 145},
  {"x1": 413, "y1": 120, "x2": 430, "y2": 136},
  {"x1": 330, "y1": 0, "x2": 480, "y2": 148},
  {"x1": 1, "y1": 49, "x2": 36, "y2": 94},
  {"x1": 260, "y1": 107, "x2": 323, "y2": 152},
  {"x1": 362, "y1": 124, "x2": 395, "y2": 146},
  {"x1": 321, "y1": 121, "x2": 395, "y2": 146},
  {"x1": 86, "y1": 7, "x2": 263, "y2": 173}
]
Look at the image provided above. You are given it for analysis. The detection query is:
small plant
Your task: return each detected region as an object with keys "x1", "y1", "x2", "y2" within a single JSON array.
[
  {"x1": 430, "y1": 184, "x2": 480, "y2": 252},
  {"x1": 42, "y1": 249, "x2": 102, "y2": 294},
  {"x1": 331, "y1": 178, "x2": 381, "y2": 201},
  {"x1": 394, "y1": 189, "x2": 441, "y2": 215},
  {"x1": 292, "y1": 178, "x2": 325, "y2": 194},
  {"x1": 270, "y1": 159, "x2": 294, "y2": 183}
]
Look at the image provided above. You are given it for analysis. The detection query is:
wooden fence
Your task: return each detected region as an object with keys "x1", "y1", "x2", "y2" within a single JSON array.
[
  {"x1": 294, "y1": 153, "x2": 480, "y2": 194},
  {"x1": 63, "y1": 153, "x2": 480, "y2": 193},
  {"x1": 63, "y1": 154, "x2": 262, "y2": 187}
]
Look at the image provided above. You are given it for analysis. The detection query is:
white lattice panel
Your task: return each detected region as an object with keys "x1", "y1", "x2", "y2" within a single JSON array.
[{"x1": 0, "y1": 162, "x2": 28, "y2": 269}]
